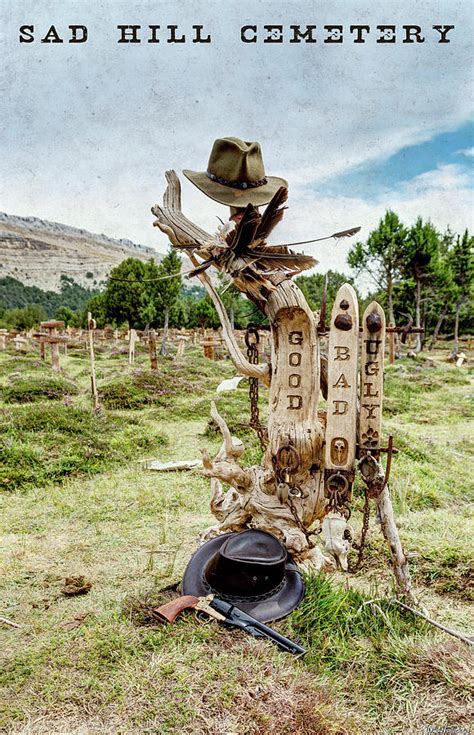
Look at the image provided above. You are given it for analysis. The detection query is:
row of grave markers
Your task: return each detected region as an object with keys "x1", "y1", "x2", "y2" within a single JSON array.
[
  {"x1": 1, "y1": 320, "x2": 424, "y2": 373},
  {"x1": 0, "y1": 325, "x2": 232, "y2": 367}
]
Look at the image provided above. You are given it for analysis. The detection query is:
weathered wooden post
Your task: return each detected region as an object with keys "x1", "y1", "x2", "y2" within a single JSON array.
[
  {"x1": 128, "y1": 328, "x2": 137, "y2": 365},
  {"x1": 360, "y1": 302, "x2": 385, "y2": 456},
  {"x1": 14, "y1": 335, "x2": 27, "y2": 352},
  {"x1": 87, "y1": 312, "x2": 100, "y2": 410},
  {"x1": 202, "y1": 339, "x2": 215, "y2": 360},
  {"x1": 148, "y1": 329, "x2": 158, "y2": 369},
  {"x1": 323, "y1": 285, "x2": 359, "y2": 550},
  {"x1": 175, "y1": 336, "x2": 186, "y2": 360},
  {"x1": 51, "y1": 342, "x2": 60, "y2": 370},
  {"x1": 388, "y1": 322, "x2": 395, "y2": 365}
]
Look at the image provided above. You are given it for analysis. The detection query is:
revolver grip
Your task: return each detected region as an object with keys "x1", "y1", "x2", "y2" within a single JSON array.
[{"x1": 152, "y1": 595, "x2": 199, "y2": 623}]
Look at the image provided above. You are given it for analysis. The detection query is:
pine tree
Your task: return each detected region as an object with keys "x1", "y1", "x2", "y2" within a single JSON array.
[
  {"x1": 104, "y1": 258, "x2": 148, "y2": 327},
  {"x1": 449, "y1": 229, "x2": 474, "y2": 355},
  {"x1": 296, "y1": 270, "x2": 357, "y2": 318},
  {"x1": 154, "y1": 248, "x2": 182, "y2": 355},
  {"x1": 401, "y1": 218, "x2": 441, "y2": 352},
  {"x1": 348, "y1": 210, "x2": 407, "y2": 330},
  {"x1": 427, "y1": 229, "x2": 457, "y2": 350}
]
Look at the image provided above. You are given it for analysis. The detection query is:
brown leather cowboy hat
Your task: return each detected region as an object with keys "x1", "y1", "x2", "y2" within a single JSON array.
[
  {"x1": 183, "y1": 136, "x2": 288, "y2": 207},
  {"x1": 182, "y1": 529, "x2": 304, "y2": 623}
]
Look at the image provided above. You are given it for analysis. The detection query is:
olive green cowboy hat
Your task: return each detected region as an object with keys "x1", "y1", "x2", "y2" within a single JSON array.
[{"x1": 183, "y1": 136, "x2": 288, "y2": 208}]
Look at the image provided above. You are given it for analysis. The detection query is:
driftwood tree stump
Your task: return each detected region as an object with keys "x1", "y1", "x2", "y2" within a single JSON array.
[{"x1": 151, "y1": 171, "x2": 416, "y2": 601}]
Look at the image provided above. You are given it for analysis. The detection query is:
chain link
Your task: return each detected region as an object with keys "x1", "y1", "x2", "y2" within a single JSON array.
[
  {"x1": 324, "y1": 471, "x2": 353, "y2": 520},
  {"x1": 348, "y1": 489, "x2": 370, "y2": 572},
  {"x1": 245, "y1": 327, "x2": 268, "y2": 452},
  {"x1": 286, "y1": 493, "x2": 315, "y2": 546}
]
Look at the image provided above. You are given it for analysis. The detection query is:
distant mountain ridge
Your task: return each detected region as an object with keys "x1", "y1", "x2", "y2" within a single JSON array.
[{"x1": 0, "y1": 212, "x2": 164, "y2": 292}]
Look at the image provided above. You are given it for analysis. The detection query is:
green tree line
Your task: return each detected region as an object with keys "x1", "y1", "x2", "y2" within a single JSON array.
[
  {"x1": 0, "y1": 275, "x2": 98, "y2": 330},
  {"x1": 1, "y1": 215, "x2": 472, "y2": 353},
  {"x1": 348, "y1": 211, "x2": 473, "y2": 353}
]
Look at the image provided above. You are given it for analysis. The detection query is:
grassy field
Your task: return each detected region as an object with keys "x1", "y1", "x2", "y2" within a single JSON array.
[{"x1": 1, "y1": 340, "x2": 473, "y2": 734}]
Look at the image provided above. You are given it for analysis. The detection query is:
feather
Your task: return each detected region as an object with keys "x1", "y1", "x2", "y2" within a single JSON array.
[
  {"x1": 333, "y1": 226, "x2": 361, "y2": 239},
  {"x1": 225, "y1": 204, "x2": 260, "y2": 252},
  {"x1": 254, "y1": 187, "x2": 288, "y2": 244},
  {"x1": 257, "y1": 244, "x2": 290, "y2": 254},
  {"x1": 186, "y1": 256, "x2": 215, "y2": 278},
  {"x1": 234, "y1": 272, "x2": 275, "y2": 302},
  {"x1": 250, "y1": 250, "x2": 317, "y2": 267}
]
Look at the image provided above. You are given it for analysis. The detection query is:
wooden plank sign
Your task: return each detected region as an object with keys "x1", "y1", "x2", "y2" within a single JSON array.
[
  {"x1": 324, "y1": 284, "x2": 359, "y2": 492},
  {"x1": 265, "y1": 280, "x2": 322, "y2": 485},
  {"x1": 359, "y1": 301, "x2": 385, "y2": 457}
]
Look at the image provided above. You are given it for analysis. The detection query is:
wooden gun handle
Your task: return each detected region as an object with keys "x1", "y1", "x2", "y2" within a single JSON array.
[{"x1": 152, "y1": 595, "x2": 199, "y2": 623}]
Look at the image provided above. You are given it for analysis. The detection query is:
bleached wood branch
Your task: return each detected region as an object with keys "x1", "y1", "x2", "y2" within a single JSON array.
[
  {"x1": 200, "y1": 401, "x2": 251, "y2": 493},
  {"x1": 376, "y1": 484, "x2": 420, "y2": 608},
  {"x1": 210, "y1": 401, "x2": 237, "y2": 459},
  {"x1": 0, "y1": 615, "x2": 21, "y2": 628},
  {"x1": 391, "y1": 599, "x2": 473, "y2": 646},
  {"x1": 152, "y1": 171, "x2": 270, "y2": 386}
]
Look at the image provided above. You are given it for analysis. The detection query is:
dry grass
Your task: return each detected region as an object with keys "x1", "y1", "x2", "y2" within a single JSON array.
[{"x1": 0, "y1": 343, "x2": 473, "y2": 734}]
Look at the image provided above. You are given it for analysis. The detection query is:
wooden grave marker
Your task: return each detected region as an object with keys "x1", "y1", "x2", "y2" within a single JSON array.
[
  {"x1": 148, "y1": 329, "x2": 158, "y2": 370},
  {"x1": 324, "y1": 284, "x2": 359, "y2": 506},
  {"x1": 14, "y1": 335, "x2": 28, "y2": 352},
  {"x1": 360, "y1": 302, "x2": 385, "y2": 457},
  {"x1": 175, "y1": 336, "x2": 186, "y2": 360},
  {"x1": 40, "y1": 321, "x2": 66, "y2": 371},
  {"x1": 128, "y1": 329, "x2": 137, "y2": 365},
  {"x1": 202, "y1": 339, "x2": 216, "y2": 360}
]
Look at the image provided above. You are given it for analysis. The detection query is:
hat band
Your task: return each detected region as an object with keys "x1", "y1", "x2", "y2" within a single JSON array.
[
  {"x1": 206, "y1": 171, "x2": 268, "y2": 190},
  {"x1": 202, "y1": 573, "x2": 285, "y2": 603}
]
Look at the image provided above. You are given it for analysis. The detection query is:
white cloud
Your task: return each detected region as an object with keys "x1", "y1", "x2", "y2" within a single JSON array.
[
  {"x1": 401, "y1": 163, "x2": 471, "y2": 193},
  {"x1": 458, "y1": 147, "x2": 474, "y2": 158},
  {"x1": 270, "y1": 162, "x2": 474, "y2": 291}
]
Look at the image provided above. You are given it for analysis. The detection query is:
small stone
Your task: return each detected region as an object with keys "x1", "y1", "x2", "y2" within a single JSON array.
[{"x1": 61, "y1": 576, "x2": 92, "y2": 596}]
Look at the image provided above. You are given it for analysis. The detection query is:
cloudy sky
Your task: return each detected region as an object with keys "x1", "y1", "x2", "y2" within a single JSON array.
[{"x1": 1, "y1": 0, "x2": 473, "y2": 279}]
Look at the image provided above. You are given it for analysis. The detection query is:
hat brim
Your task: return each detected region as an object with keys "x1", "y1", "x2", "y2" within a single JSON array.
[
  {"x1": 181, "y1": 532, "x2": 304, "y2": 623},
  {"x1": 183, "y1": 170, "x2": 288, "y2": 208}
]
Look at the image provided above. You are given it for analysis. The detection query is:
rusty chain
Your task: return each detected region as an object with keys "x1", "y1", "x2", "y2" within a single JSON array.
[
  {"x1": 324, "y1": 471, "x2": 353, "y2": 520},
  {"x1": 273, "y1": 437, "x2": 316, "y2": 546},
  {"x1": 245, "y1": 327, "x2": 268, "y2": 451},
  {"x1": 348, "y1": 443, "x2": 394, "y2": 571},
  {"x1": 348, "y1": 489, "x2": 370, "y2": 572}
]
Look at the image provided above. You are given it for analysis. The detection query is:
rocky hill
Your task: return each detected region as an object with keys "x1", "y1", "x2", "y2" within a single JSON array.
[{"x1": 0, "y1": 212, "x2": 164, "y2": 292}]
